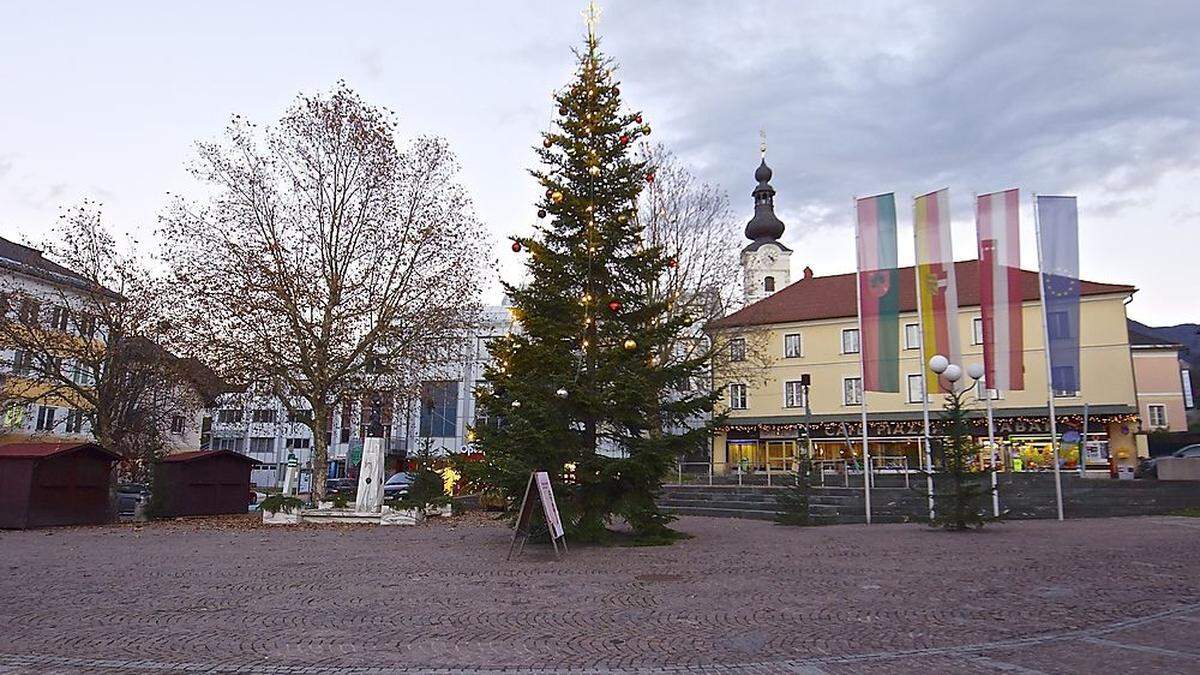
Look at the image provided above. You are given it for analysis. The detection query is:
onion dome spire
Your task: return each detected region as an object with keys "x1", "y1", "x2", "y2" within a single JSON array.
[{"x1": 745, "y1": 158, "x2": 786, "y2": 243}]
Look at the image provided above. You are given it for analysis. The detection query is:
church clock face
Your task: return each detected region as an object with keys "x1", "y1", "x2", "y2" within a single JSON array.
[{"x1": 761, "y1": 247, "x2": 778, "y2": 265}]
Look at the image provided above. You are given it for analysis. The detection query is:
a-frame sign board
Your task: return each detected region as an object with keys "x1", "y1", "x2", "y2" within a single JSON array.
[{"x1": 506, "y1": 471, "x2": 567, "y2": 560}]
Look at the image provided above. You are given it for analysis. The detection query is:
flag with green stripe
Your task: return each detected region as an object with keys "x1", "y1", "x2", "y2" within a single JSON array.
[{"x1": 855, "y1": 193, "x2": 900, "y2": 392}]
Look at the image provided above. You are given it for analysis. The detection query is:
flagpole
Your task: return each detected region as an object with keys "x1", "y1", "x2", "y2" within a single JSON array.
[
  {"x1": 984, "y1": 380, "x2": 999, "y2": 517},
  {"x1": 854, "y1": 197, "x2": 872, "y2": 525},
  {"x1": 1033, "y1": 193, "x2": 1065, "y2": 521},
  {"x1": 976, "y1": 191, "x2": 1000, "y2": 518},
  {"x1": 913, "y1": 195, "x2": 935, "y2": 522},
  {"x1": 1080, "y1": 402, "x2": 1089, "y2": 477}
]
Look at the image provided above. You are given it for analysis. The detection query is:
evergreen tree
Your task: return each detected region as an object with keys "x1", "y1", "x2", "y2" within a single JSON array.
[
  {"x1": 775, "y1": 454, "x2": 816, "y2": 526},
  {"x1": 927, "y1": 387, "x2": 997, "y2": 529},
  {"x1": 470, "y1": 30, "x2": 717, "y2": 544}
]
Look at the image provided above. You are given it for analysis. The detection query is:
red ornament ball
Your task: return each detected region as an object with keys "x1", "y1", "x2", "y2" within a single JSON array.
[
  {"x1": 668, "y1": 257, "x2": 678, "y2": 268},
  {"x1": 646, "y1": 172, "x2": 655, "y2": 183},
  {"x1": 511, "y1": 241, "x2": 522, "y2": 253},
  {"x1": 608, "y1": 300, "x2": 622, "y2": 312},
  {"x1": 620, "y1": 134, "x2": 629, "y2": 145},
  {"x1": 635, "y1": 114, "x2": 643, "y2": 124},
  {"x1": 542, "y1": 138, "x2": 553, "y2": 149}
]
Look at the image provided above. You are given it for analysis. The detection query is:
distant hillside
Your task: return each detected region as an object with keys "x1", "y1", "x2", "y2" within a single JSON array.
[{"x1": 1130, "y1": 320, "x2": 1200, "y2": 361}]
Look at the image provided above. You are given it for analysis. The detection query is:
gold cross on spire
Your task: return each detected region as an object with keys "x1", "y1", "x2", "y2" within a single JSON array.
[
  {"x1": 583, "y1": 0, "x2": 603, "y2": 39},
  {"x1": 759, "y1": 128, "x2": 767, "y2": 159}
]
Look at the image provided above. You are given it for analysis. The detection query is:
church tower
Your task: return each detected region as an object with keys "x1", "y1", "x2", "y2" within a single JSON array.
[{"x1": 739, "y1": 154, "x2": 791, "y2": 305}]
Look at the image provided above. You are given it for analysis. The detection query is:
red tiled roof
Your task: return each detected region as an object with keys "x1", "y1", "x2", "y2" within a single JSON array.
[
  {"x1": 710, "y1": 259, "x2": 1136, "y2": 329},
  {"x1": 162, "y1": 449, "x2": 257, "y2": 463},
  {"x1": 0, "y1": 442, "x2": 121, "y2": 460}
]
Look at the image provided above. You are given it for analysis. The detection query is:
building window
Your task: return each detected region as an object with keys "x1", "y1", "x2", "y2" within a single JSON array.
[
  {"x1": 1182, "y1": 370, "x2": 1194, "y2": 409},
  {"x1": 47, "y1": 306, "x2": 70, "y2": 331},
  {"x1": 784, "y1": 380, "x2": 807, "y2": 408},
  {"x1": 251, "y1": 408, "x2": 277, "y2": 423},
  {"x1": 1047, "y1": 311, "x2": 1072, "y2": 339},
  {"x1": 11, "y1": 349, "x2": 33, "y2": 376},
  {"x1": 287, "y1": 409, "x2": 313, "y2": 424},
  {"x1": 1052, "y1": 365, "x2": 1078, "y2": 398},
  {"x1": 18, "y1": 299, "x2": 40, "y2": 326},
  {"x1": 217, "y1": 408, "x2": 243, "y2": 423},
  {"x1": 212, "y1": 436, "x2": 241, "y2": 452},
  {"x1": 907, "y1": 374, "x2": 925, "y2": 404},
  {"x1": 69, "y1": 359, "x2": 93, "y2": 385},
  {"x1": 728, "y1": 383, "x2": 748, "y2": 410},
  {"x1": 286, "y1": 437, "x2": 311, "y2": 449},
  {"x1": 170, "y1": 415, "x2": 185, "y2": 434},
  {"x1": 35, "y1": 405, "x2": 56, "y2": 431},
  {"x1": 784, "y1": 333, "x2": 802, "y2": 358},
  {"x1": 729, "y1": 338, "x2": 746, "y2": 362},
  {"x1": 339, "y1": 428, "x2": 351, "y2": 443},
  {"x1": 843, "y1": 377, "x2": 863, "y2": 405},
  {"x1": 842, "y1": 328, "x2": 860, "y2": 355},
  {"x1": 764, "y1": 276, "x2": 775, "y2": 292},
  {"x1": 1147, "y1": 404, "x2": 1168, "y2": 429},
  {"x1": 76, "y1": 313, "x2": 96, "y2": 338},
  {"x1": 904, "y1": 323, "x2": 920, "y2": 350},
  {"x1": 248, "y1": 436, "x2": 274, "y2": 455},
  {"x1": 64, "y1": 409, "x2": 85, "y2": 434},
  {"x1": 419, "y1": 380, "x2": 458, "y2": 438},
  {"x1": 974, "y1": 380, "x2": 1003, "y2": 401},
  {"x1": 972, "y1": 317, "x2": 984, "y2": 345}
]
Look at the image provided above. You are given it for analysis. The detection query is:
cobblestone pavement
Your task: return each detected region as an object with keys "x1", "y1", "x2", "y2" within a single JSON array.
[{"x1": 2, "y1": 514, "x2": 1199, "y2": 674}]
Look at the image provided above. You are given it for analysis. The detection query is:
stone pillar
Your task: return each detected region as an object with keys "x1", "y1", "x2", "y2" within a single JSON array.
[
  {"x1": 282, "y1": 454, "x2": 299, "y2": 496},
  {"x1": 355, "y1": 437, "x2": 386, "y2": 513}
]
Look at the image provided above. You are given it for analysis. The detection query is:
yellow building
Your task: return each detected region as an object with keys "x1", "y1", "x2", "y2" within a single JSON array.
[{"x1": 707, "y1": 260, "x2": 1142, "y2": 476}]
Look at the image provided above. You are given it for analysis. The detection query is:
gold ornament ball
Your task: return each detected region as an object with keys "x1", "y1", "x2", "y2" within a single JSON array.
[
  {"x1": 623, "y1": 338, "x2": 638, "y2": 351},
  {"x1": 543, "y1": 138, "x2": 553, "y2": 148},
  {"x1": 642, "y1": 124, "x2": 652, "y2": 135},
  {"x1": 551, "y1": 191, "x2": 564, "y2": 203},
  {"x1": 588, "y1": 165, "x2": 601, "y2": 176}
]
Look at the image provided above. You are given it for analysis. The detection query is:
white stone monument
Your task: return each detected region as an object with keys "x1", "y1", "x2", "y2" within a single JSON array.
[
  {"x1": 355, "y1": 390, "x2": 387, "y2": 513},
  {"x1": 355, "y1": 436, "x2": 386, "y2": 513}
]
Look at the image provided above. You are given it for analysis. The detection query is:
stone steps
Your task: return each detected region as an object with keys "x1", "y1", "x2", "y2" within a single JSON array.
[{"x1": 659, "y1": 485, "x2": 925, "y2": 525}]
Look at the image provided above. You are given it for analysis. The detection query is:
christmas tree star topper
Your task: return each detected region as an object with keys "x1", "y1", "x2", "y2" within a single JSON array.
[{"x1": 583, "y1": 0, "x2": 602, "y2": 39}]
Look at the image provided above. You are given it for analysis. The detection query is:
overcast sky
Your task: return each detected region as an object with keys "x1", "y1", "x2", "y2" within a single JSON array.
[{"x1": 1, "y1": 1, "x2": 1197, "y2": 325}]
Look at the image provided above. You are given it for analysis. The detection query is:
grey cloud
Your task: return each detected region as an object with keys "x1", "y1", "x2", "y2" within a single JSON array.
[{"x1": 603, "y1": 1, "x2": 1200, "y2": 243}]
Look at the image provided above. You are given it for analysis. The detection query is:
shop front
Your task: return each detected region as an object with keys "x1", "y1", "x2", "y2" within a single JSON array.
[{"x1": 713, "y1": 409, "x2": 1140, "y2": 477}]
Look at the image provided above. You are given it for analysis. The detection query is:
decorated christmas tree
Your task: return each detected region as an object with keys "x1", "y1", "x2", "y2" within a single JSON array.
[{"x1": 470, "y1": 12, "x2": 717, "y2": 544}]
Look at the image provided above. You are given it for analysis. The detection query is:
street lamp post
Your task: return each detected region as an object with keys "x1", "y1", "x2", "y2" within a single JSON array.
[{"x1": 929, "y1": 355, "x2": 999, "y2": 518}]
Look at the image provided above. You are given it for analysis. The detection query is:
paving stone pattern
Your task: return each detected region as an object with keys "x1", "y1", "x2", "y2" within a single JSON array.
[{"x1": 1, "y1": 514, "x2": 1199, "y2": 674}]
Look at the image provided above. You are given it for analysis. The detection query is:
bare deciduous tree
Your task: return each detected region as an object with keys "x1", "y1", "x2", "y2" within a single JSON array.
[
  {"x1": 0, "y1": 202, "x2": 206, "y2": 479},
  {"x1": 160, "y1": 83, "x2": 487, "y2": 500}
]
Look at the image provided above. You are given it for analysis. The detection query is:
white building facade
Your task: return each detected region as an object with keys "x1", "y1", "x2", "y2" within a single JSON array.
[{"x1": 205, "y1": 305, "x2": 515, "y2": 488}]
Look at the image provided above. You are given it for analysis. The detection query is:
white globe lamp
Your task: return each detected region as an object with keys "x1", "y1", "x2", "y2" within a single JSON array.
[
  {"x1": 928, "y1": 354, "x2": 949, "y2": 374},
  {"x1": 943, "y1": 363, "x2": 963, "y2": 383},
  {"x1": 966, "y1": 363, "x2": 985, "y2": 381}
]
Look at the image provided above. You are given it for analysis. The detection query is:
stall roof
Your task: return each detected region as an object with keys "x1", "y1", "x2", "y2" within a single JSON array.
[
  {"x1": 0, "y1": 442, "x2": 122, "y2": 460},
  {"x1": 162, "y1": 449, "x2": 257, "y2": 464}
]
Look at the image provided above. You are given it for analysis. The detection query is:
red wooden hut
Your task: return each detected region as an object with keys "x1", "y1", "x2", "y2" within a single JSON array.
[
  {"x1": 153, "y1": 450, "x2": 256, "y2": 517},
  {"x1": 0, "y1": 442, "x2": 121, "y2": 529}
]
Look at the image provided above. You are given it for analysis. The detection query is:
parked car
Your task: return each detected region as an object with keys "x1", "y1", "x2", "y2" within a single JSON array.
[
  {"x1": 383, "y1": 472, "x2": 415, "y2": 500},
  {"x1": 116, "y1": 483, "x2": 151, "y2": 517},
  {"x1": 1135, "y1": 444, "x2": 1200, "y2": 479},
  {"x1": 324, "y1": 478, "x2": 358, "y2": 500}
]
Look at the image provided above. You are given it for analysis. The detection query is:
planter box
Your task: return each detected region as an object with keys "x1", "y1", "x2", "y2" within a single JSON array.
[
  {"x1": 262, "y1": 509, "x2": 302, "y2": 525},
  {"x1": 425, "y1": 503, "x2": 453, "y2": 518},
  {"x1": 380, "y1": 505, "x2": 423, "y2": 526}
]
